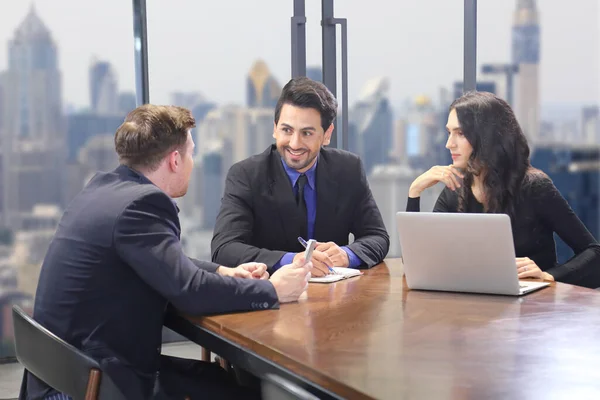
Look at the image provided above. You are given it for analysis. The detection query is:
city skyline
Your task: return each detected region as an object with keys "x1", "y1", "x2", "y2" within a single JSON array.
[{"x1": 0, "y1": 1, "x2": 597, "y2": 111}]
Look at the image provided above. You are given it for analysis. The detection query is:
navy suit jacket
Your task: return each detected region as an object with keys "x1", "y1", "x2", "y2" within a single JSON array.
[
  {"x1": 23, "y1": 165, "x2": 279, "y2": 400},
  {"x1": 211, "y1": 145, "x2": 390, "y2": 269}
]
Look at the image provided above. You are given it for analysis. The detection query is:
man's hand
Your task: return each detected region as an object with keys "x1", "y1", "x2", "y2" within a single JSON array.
[
  {"x1": 315, "y1": 241, "x2": 349, "y2": 268},
  {"x1": 293, "y1": 250, "x2": 333, "y2": 277},
  {"x1": 217, "y1": 262, "x2": 269, "y2": 280},
  {"x1": 270, "y1": 256, "x2": 312, "y2": 303}
]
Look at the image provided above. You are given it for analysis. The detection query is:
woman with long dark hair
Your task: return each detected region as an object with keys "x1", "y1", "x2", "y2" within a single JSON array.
[{"x1": 406, "y1": 91, "x2": 600, "y2": 287}]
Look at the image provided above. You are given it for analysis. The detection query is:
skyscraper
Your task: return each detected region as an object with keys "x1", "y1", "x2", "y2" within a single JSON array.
[
  {"x1": 349, "y1": 77, "x2": 393, "y2": 174},
  {"x1": 117, "y1": 92, "x2": 136, "y2": 115},
  {"x1": 512, "y1": 0, "x2": 541, "y2": 144},
  {"x1": 246, "y1": 60, "x2": 280, "y2": 108},
  {"x1": 452, "y1": 81, "x2": 497, "y2": 100},
  {"x1": 582, "y1": 106, "x2": 599, "y2": 145},
  {"x1": 201, "y1": 141, "x2": 225, "y2": 229},
  {"x1": 0, "y1": 5, "x2": 65, "y2": 228},
  {"x1": 89, "y1": 59, "x2": 118, "y2": 115},
  {"x1": 403, "y1": 95, "x2": 442, "y2": 170}
]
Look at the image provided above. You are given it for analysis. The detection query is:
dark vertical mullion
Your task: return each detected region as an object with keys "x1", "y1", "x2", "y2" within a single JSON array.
[
  {"x1": 132, "y1": 0, "x2": 150, "y2": 105},
  {"x1": 291, "y1": 0, "x2": 307, "y2": 78},
  {"x1": 463, "y1": 0, "x2": 477, "y2": 92},
  {"x1": 321, "y1": 0, "x2": 338, "y2": 148}
]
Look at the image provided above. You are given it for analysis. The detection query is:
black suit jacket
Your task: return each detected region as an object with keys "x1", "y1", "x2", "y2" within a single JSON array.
[
  {"x1": 23, "y1": 165, "x2": 278, "y2": 400},
  {"x1": 211, "y1": 145, "x2": 389, "y2": 269}
]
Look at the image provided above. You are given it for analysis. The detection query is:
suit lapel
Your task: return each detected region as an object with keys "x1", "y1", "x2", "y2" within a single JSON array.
[
  {"x1": 314, "y1": 150, "x2": 339, "y2": 240},
  {"x1": 267, "y1": 147, "x2": 308, "y2": 248}
]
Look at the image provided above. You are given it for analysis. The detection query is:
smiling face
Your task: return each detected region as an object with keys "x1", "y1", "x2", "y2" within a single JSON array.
[
  {"x1": 273, "y1": 103, "x2": 333, "y2": 172},
  {"x1": 445, "y1": 108, "x2": 474, "y2": 169}
]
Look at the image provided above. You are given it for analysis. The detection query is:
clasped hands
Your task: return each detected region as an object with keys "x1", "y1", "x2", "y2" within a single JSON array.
[
  {"x1": 217, "y1": 262, "x2": 270, "y2": 280},
  {"x1": 218, "y1": 259, "x2": 313, "y2": 304}
]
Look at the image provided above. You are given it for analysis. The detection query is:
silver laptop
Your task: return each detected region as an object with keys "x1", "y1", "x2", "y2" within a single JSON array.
[{"x1": 396, "y1": 212, "x2": 550, "y2": 296}]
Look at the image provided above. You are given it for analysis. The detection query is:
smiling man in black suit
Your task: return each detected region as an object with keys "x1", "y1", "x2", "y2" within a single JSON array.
[{"x1": 211, "y1": 77, "x2": 389, "y2": 277}]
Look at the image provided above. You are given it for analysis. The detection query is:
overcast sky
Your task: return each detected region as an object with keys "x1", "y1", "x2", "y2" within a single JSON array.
[{"x1": 0, "y1": 0, "x2": 598, "y2": 110}]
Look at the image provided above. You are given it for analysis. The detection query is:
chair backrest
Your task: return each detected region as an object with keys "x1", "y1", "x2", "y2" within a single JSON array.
[
  {"x1": 12, "y1": 305, "x2": 126, "y2": 400},
  {"x1": 262, "y1": 374, "x2": 320, "y2": 400}
]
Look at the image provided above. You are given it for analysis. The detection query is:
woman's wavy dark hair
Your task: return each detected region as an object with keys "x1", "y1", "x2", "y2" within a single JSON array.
[{"x1": 450, "y1": 91, "x2": 531, "y2": 219}]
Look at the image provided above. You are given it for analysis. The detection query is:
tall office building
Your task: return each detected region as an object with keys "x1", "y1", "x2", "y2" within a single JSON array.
[
  {"x1": 531, "y1": 145, "x2": 599, "y2": 262},
  {"x1": 0, "y1": 81, "x2": 5, "y2": 224},
  {"x1": 403, "y1": 95, "x2": 442, "y2": 170},
  {"x1": 77, "y1": 134, "x2": 119, "y2": 173},
  {"x1": 349, "y1": 77, "x2": 393, "y2": 174},
  {"x1": 390, "y1": 119, "x2": 407, "y2": 163},
  {"x1": 0, "y1": 6, "x2": 65, "y2": 228},
  {"x1": 118, "y1": 92, "x2": 136, "y2": 115},
  {"x1": 197, "y1": 104, "x2": 274, "y2": 173},
  {"x1": 171, "y1": 92, "x2": 215, "y2": 127},
  {"x1": 201, "y1": 141, "x2": 225, "y2": 229},
  {"x1": 197, "y1": 105, "x2": 243, "y2": 169},
  {"x1": 89, "y1": 59, "x2": 119, "y2": 115},
  {"x1": 582, "y1": 106, "x2": 599, "y2": 145},
  {"x1": 67, "y1": 113, "x2": 124, "y2": 162},
  {"x1": 247, "y1": 60, "x2": 280, "y2": 108},
  {"x1": 170, "y1": 92, "x2": 208, "y2": 110},
  {"x1": 170, "y1": 91, "x2": 216, "y2": 154},
  {"x1": 13, "y1": 205, "x2": 61, "y2": 298},
  {"x1": 452, "y1": 81, "x2": 497, "y2": 100},
  {"x1": 512, "y1": 0, "x2": 541, "y2": 144},
  {"x1": 176, "y1": 157, "x2": 204, "y2": 219},
  {"x1": 247, "y1": 108, "x2": 275, "y2": 155},
  {"x1": 480, "y1": 64, "x2": 519, "y2": 106}
]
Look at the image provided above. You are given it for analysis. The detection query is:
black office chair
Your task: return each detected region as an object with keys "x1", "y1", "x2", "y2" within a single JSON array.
[
  {"x1": 11, "y1": 305, "x2": 126, "y2": 400},
  {"x1": 261, "y1": 374, "x2": 320, "y2": 400}
]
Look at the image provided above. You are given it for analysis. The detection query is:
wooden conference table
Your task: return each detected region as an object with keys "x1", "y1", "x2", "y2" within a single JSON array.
[{"x1": 165, "y1": 258, "x2": 600, "y2": 399}]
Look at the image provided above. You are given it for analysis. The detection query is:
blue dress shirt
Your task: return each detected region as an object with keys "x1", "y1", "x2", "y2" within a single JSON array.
[{"x1": 272, "y1": 157, "x2": 362, "y2": 270}]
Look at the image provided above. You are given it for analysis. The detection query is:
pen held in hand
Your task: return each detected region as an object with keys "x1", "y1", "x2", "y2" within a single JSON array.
[{"x1": 297, "y1": 236, "x2": 338, "y2": 275}]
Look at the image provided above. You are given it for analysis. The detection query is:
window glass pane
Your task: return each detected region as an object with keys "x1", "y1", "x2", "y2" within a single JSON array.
[
  {"x1": 0, "y1": 1, "x2": 135, "y2": 359},
  {"x1": 147, "y1": 0, "x2": 291, "y2": 260},
  {"x1": 479, "y1": 0, "x2": 599, "y2": 263},
  {"x1": 335, "y1": 0, "x2": 463, "y2": 256}
]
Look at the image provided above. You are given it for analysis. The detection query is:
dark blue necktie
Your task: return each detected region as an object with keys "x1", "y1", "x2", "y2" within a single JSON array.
[{"x1": 296, "y1": 174, "x2": 308, "y2": 238}]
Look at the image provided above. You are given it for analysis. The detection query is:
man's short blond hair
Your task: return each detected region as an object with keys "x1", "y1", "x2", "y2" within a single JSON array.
[{"x1": 114, "y1": 105, "x2": 196, "y2": 171}]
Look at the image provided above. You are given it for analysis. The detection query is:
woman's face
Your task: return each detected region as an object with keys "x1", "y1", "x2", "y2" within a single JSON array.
[{"x1": 445, "y1": 109, "x2": 473, "y2": 169}]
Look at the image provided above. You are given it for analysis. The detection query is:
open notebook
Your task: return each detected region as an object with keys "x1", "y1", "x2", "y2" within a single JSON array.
[{"x1": 309, "y1": 267, "x2": 363, "y2": 283}]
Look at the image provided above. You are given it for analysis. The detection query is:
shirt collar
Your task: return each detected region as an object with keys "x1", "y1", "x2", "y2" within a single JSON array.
[
  {"x1": 118, "y1": 164, "x2": 180, "y2": 214},
  {"x1": 281, "y1": 156, "x2": 318, "y2": 190}
]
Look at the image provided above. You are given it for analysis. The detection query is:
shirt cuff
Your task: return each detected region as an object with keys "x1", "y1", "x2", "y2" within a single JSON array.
[
  {"x1": 272, "y1": 252, "x2": 296, "y2": 271},
  {"x1": 341, "y1": 246, "x2": 362, "y2": 268},
  {"x1": 406, "y1": 196, "x2": 421, "y2": 212}
]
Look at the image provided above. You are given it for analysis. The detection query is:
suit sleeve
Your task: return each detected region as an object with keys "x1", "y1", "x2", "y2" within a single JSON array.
[
  {"x1": 211, "y1": 163, "x2": 286, "y2": 268},
  {"x1": 114, "y1": 191, "x2": 279, "y2": 315},
  {"x1": 189, "y1": 257, "x2": 220, "y2": 273},
  {"x1": 346, "y1": 158, "x2": 390, "y2": 267}
]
